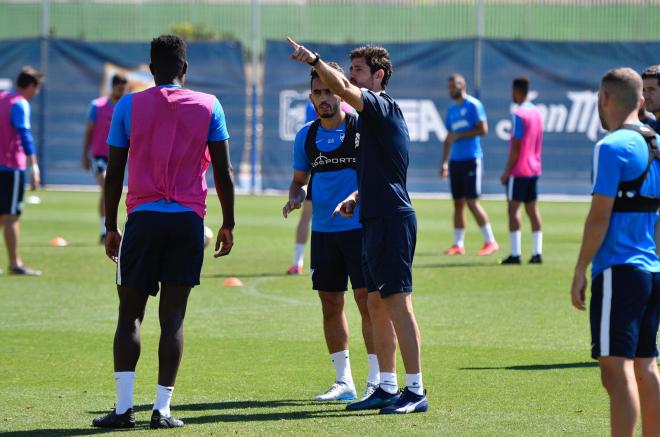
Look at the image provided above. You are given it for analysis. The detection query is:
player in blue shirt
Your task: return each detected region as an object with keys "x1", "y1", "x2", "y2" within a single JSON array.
[
  {"x1": 440, "y1": 74, "x2": 498, "y2": 257},
  {"x1": 288, "y1": 38, "x2": 428, "y2": 415},
  {"x1": 571, "y1": 68, "x2": 660, "y2": 436},
  {"x1": 642, "y1": 65, "x2": 660, "y2": 132},
  {"x1": 283, "y1": 63, "x2": 378, "y2": 403}
]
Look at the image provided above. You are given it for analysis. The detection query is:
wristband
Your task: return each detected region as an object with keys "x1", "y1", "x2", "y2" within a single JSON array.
[{"x1": 308, "y1": 52, "x2": 320, "y2": 66}]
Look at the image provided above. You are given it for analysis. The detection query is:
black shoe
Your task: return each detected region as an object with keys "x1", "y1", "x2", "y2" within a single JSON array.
[
  {"x1": 500, "y1": 255, "x2": 521, "y2": 265},
  {"x1": 150, "y1": 410, "x2": 184, "y2": 429},
  {"x1": 529, "y1": 254, "x2": 543, "y2": 264},
  {"x1": 9, "y1": 265, "x2": 42, "y2": 276},
  {"x1": 92, "y1": 408, "x2": 135, "y2": 428}
]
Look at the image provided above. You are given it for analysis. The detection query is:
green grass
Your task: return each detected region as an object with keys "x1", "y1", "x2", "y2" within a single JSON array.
[{"x1": 0, "y1": 191, "x2": 611, "y2": 435}]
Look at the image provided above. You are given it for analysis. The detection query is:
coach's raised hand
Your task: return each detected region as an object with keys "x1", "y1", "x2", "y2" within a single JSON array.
[{"x1": 287, "y1": 37, "x2": 316, "y2": 64}]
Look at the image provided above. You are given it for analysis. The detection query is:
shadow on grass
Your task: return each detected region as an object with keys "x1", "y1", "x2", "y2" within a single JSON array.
[
  {"x1": 201, "y1": 272, "x2": 288, "y2": 279},
  {"x1": 460, "y1": 362, "x2": 598, "y2": 371},
  {"x1": 415, "y1": 261, "x2": 501, "y2": 269},
  {"x1": 3, "y1": 424, "x2": 151, "y2": 436}
]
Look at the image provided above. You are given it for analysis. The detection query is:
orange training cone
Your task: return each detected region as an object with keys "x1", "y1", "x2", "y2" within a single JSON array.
[
  {"x1": 223, "y1": 277, "x2": 243, "y2": 287},
  {"x1": 50, "y1": 237, "x2": 68, "y2": 247}
]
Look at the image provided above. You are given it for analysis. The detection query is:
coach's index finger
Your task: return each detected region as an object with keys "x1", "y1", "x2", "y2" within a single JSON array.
[{"x1": 286, "y1": 37, "x2": 299, "y2": 49}]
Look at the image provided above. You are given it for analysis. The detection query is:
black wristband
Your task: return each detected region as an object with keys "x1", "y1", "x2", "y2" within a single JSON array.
[{"x1": 308, "y1": 52, "x2": 320, "y2": 66}]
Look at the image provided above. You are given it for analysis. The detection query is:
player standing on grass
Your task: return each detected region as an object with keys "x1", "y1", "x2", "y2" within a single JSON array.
[
  {"x1": 288, "y1": 38, "x2": 428, "y2": 414},
  {"x1": 81, "y1": 74, "x2": 128, "y2": 243},
  {"x1": 440, "y1": 74, "x2": 498, "y2": 257},
  {"x1": 0, "y1": 66, "x2": 43, "y2": 276},
  {"x1": 571, "y1": 67, "x2": 660, "y2": 437},
  {"x1": 93, "y1": 35, "x2": 235, "y2": 429},
  {"x1": 283, "y1": 63, "x2": 379, "y2": 403},
  {"x1": 499, "y1": 77, "x2": 544, "y2": 265},
  {"x1": 642, "y1": 65, "x2": 660, "y2": 132}
]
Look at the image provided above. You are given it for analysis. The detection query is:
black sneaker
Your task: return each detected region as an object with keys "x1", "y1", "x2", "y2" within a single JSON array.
[
  {"x1": 150, "y1": 410, "x2": 184, "y2": 429},
  {"x1": 92, "y1": 408, "x2": 135, "y2": 428},
  {"x1": 529, "y1": 254, "x2": 543, "y2": 264},
  {"x1": 500, "y1": 255, "x2": 521, "y2": 265},
  {"x1": 380, "y1": 387, "x2": 429, "y2": 414},
  {"x1": 346, "y1": 386, "x2": 400, "y2": 411},
  {"x1": 9, "y1": 265, "x2": 42, "y2": 276}
]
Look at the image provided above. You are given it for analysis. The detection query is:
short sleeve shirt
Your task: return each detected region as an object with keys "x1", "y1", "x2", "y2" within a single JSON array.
[{"x1": 445, "y1": 95, "x2": 487, "y2": 161}]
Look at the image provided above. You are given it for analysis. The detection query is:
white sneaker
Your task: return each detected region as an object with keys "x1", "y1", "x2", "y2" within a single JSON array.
[
  {"x1": 360, "y1": 382, "x2": 378, "y2": 401},
  {"x1": 314, "y1": 381, "x2": 357, "y2": 401}
]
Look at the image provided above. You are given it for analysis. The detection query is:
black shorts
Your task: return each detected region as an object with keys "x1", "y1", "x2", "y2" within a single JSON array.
[
  {"x1": 93, "y1": 156, "x2": 108, "y2": 175},
  {"x1": 506, "y1": 176, "x2": 538, "y2": 203},
  {"x1": 117, "y1": 211, "x2": 204, "y2": 296},
  {"x1": 0, "y1": 169, "x2": 25, "y2": 216},
  {"x1": 449, "y1": 159, "x2": 481, "y2": 199},
  {"x1": 311, "y1": 229, "x2": 366, "y2": 291},
  {"x1": 590, "y1": 265, "x2": 660, "y2": 359},
  {"x1": 362, "y1": 212, "x2": 416, "y2": 297}
]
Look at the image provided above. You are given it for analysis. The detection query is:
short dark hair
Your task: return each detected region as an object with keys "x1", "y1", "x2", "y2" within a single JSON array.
[
  {"x1": 349, "y1": 45, "x2": 393, "y2": 89},
  {"x1": 16, "y1": 66, "x2": 44, "y2": 89},
  {"x1": 448, "y1": 73, "x2": 465, "y2": 83},
  {"x1": 150, "y1": 35, "x2": 187, "y2": 81},
  {"x1": 641, "y1": 65, "x2": 660, "y2": 86},
  {"x1": 513, "y1": 76, "x2": 530, "y2": 97},
  {"x1": 310, "y1": 62, "x2": 344, "y2": 89},
  {"x1": 111, "y1": 74, "x2": 128, "y2": 87},
  {"x1": 601, "y1": 67, "x2": 642, "y2": 113}
]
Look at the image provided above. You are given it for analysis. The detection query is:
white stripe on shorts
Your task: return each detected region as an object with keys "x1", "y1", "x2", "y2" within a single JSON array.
[
  {"x1": 507, "y1": 176, "x2": 514, "y2": 201},
  {"x1": 476, "y1": 158, "x2": 482, "y2": 196},
  {"x1": 10, "y1": 170, "x2": 19, "y2": 215},
  {"x1": 116, "y1": 220, "x2": 126, "y2": 286},
  {"x1": 600, "y1": 268, "x2": 613, "y2": 356}
]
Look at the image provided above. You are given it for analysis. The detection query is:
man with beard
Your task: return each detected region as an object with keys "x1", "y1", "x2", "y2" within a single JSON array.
[
  {"x1": 283, "y1": 63, "x2": 378, "y2": 402},
  {"x1": 642, "y1": 65, "x2": 660, "y2": 132}
]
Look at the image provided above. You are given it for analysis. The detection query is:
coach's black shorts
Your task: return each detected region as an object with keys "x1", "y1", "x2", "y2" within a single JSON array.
[
  {"x1": 0, "y1": 169, "x2": 25, "y2": 216},
  {"x1": 449, "y1": 159, "x2": 481, "y2": 199},
  {"x1": 362, "y1": 212, "x2": 417, "y2": 297},
  {"x1": 506, "y1": 176, "x2": 538, "y2": 203},
  {"x1": 590, "y1": 265, "x2": 660, "y2": 359},
  {"x1": 117, "y1": 211, "x2": 204, "y2": 296},
  {"x1": 93, "y1": 156, "x2": 108, "y2": 175},
  {"x1": 311, "y1": 229, "x2": 365, "y2": 291}
]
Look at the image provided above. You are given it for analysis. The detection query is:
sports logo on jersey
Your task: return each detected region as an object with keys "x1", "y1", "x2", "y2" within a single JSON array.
[
  {"x1": 279, "y1": 90, "x2": 310, "y2": 141},
  {"x1": 312, "y1": 152, "x2": 356, "y2": 168}
]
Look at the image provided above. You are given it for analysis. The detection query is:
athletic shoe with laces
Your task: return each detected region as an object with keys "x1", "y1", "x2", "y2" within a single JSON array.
[
  {"x1": 500, "y1": 255, "x2": 521, "y2": 265},
  {"x1": 9, "y1": 265, "x2": 42, "y2": 276},
  {"x1": 91, "y1": 408, "x2": 135, "y2": 428},
  {"x1": 150, "y1": 410, "x2": 184, "y2": 429},
  {"x1": 314, "y1": 381, "x2": 357, "y2": 401},
  {"x1": 529, "y1": 254, "x2": 543, "y2": 264},
  {"x1": 444, "y1": 244, "x2": 465, "y2": 256},
  {"x1": 286, "y1": 264, "x2": 303, "y2": 275},
  {"x1": 379, "y1": 387, "x2": 429, "y2": 414},
  {"x1": 346, "y1": 386, "x2": 399, "y2": 411},
  {"x1": 360, "y1": 382, "x2": 378, "y2": 401},
  {"x1": 477, "y1": 241, "x2": 499, "y2": 256}
]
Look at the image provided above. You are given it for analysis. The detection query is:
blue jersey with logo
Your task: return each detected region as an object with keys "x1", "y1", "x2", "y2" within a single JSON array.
[
  {"x1": 107, "y1": 84, "x2": 229, "y2": 213},
  {"x1": 293, "y1": 120, "x2": 361, "y2": 232},
  {"x1": 591, "y1": 124, "x2": 660, "y2": 278},
  {"x1": 446, "y1": 95, "x2": 487, "y2": 161},
  {"x1": 356, "y1": 90, "x2": 414, "y2": 221}
]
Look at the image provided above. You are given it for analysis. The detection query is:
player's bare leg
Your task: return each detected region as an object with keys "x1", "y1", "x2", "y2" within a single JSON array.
[
  {"x1": 599, "y1": 356, "x2": 640, "y2": 437},
  {"x1": 633, "y1": 357, "x2": 660, "y2": 437},
  {"x1": 502, "y1": 201, "x2": 522, "y2": 264},
  {"x1": 524, "y1": 201, "x2": 543, "y2": 263},
  {"x1": 97, "y1": 171, "x2": 106, "y2": 242},
  {"x1": 445, "y1": 199, "x2": 467, "y2": 255},
  {"x1": 354, "y1": 287, "x2": 379, "y2": 399},
  {"x1": 467, "y1": 199, "x2": 498, "y2": 256},
  {"x1": 288, "y1": 200, "x2": 312, "y2": 274}
]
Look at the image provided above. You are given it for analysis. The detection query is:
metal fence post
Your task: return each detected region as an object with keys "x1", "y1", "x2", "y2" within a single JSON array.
[
  {"x1": 250, "y1": 0, "x2": 261, "y2": 194},
  {"x1": 38, "y1": 0, "x2": 49, "y2": 185},
  {"x1": 474, "y1": 0, "x2": 484, "y2": 99}
]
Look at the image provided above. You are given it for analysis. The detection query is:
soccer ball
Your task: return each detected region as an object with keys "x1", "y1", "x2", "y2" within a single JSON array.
[{"x1": 204, "y1": 226, "x2": 214, "y2": 248}]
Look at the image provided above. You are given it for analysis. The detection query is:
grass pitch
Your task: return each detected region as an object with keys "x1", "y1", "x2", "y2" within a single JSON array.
[{"x1": 1, "y1": 191, "x2": 611, "y2": 435}]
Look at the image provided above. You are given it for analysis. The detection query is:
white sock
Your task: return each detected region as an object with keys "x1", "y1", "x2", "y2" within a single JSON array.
[
  {"x1": 153, "y1": 384, "x2": 174, "y2": 417},
  {"x1": 379, "y1": 372, "x2": 398, "y2": 394},
  {"x1": 330, "y1": 350, "x2": 353, "y2": 385},
  {"x1": 405, "y1": 373, "x2": 424, "y2": 396},
  {"x1": 532, "y1": 231, "x2": 543, "y2": 255},
  {"x1": 367, "y1": 354, "x2": 380, "y2": 385},
  {"x1": 293, "y1": 243, "x2": 305, "y2": 267},
  {"x1": 509, "y1": 230, "x2": 522, "y2": 257},
  {"x1": 480, "y1": 223, "x2": 495, "y2": 243},
  {"x1": 453, "y1": 228, "x2": 465, "y2": 247},
  {"x1": 100, "y1": 216, "x2": 106, "y2": 235},
  {"x1": 114, "y1": 371, "x2": 135, "y2": 414}
]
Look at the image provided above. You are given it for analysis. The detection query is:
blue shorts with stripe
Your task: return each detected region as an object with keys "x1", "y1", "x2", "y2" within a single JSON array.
[
  {"x1": 506, "y1": 176, "x2": 538, "y2": 203},
  {"x1": 590, "y1": 265, "x2": 660, "y2": 359},
  {"x1": 117, "y1": 211, "x2": 204, "y2": 296},
  {"x1": 449, "y1": 159, "x2": 481, "y2": 199},
  {"x1": 310, "y1": 229, "x2": 365, "y2": 292},
  {"x1": 0, "y1": 169, "x2": 25, "y2": 216}
]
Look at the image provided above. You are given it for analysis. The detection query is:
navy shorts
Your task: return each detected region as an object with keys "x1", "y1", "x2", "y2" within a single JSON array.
[
  {"x1": 449, "y1": 159, "x2": 481, "y2": 199},
  {"x1": 117, "y1": 211, "x2": 205, "y2": 296},
  {"x1": 590, "y1": 265, "x2": 660, "y2": 359},
  {"x1": 93, "y1": 156, "x2": 108, "y2": 175},
  {"x1": 506, "y1": 176, "x2": 538, "y2": 203},
  {"x1": 0, "y1": 169, "x2": 25, "y2": 216},
  {"x1": 311, "y1": 229, "x2": 365, "y2": 291},
  {"x1": 362, "y1": 212, "x2": 416, "y2": 297}
]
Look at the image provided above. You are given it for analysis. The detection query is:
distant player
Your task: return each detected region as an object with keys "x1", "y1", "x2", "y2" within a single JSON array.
[
  {"x1": 571, "y1": 67, "x2": 660, "y2": 437},
  {"x1": 642, "y1": 65, "x2": 660, "y2": 132},
  {"x1": 440, "y1": 74, "x2": 498, "y2": 256},
  {"x1": 81, "y1": 74, "x2": 128, "y2": 243},
  {"x1": 283, "y1": 63, "x2": 379, "y2": 402},
  {"x1": 0, "y1": 66, "x2": 43, "y2": 276},
  {"x1": 499, "y1": 77, "x2": 544, "y2": 265},
  {"x1": 93, "y1": 35, "x2": 235, "y2": 429}
]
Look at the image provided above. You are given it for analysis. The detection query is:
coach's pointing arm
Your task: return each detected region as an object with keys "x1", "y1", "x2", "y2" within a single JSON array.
[{"x1": 287, "y1": 37, "x2": 364, "y2": 113}]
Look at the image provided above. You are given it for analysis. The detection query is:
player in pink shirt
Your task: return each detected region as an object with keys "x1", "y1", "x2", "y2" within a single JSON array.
[
  {"x1": 500, "y1": 77, "x2": 544, "y2": 264},
  {"x1": 81, "y1": 74, "x2": 127, "y2": 243}
]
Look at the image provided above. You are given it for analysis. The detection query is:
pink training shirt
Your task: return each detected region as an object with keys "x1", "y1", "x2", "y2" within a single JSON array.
[
  {"x1": 0, "y1": 92, "x2": 27, "y2": 170},
  {"x1": 126, "y1": 86, "x2": 215, "y2": 218},
  {"x1": 509, "y1": 103, "x2": 543, "y2": 177},
  {"x1": 89, "y1": 96, "x2": 115, "y2": 158}
]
